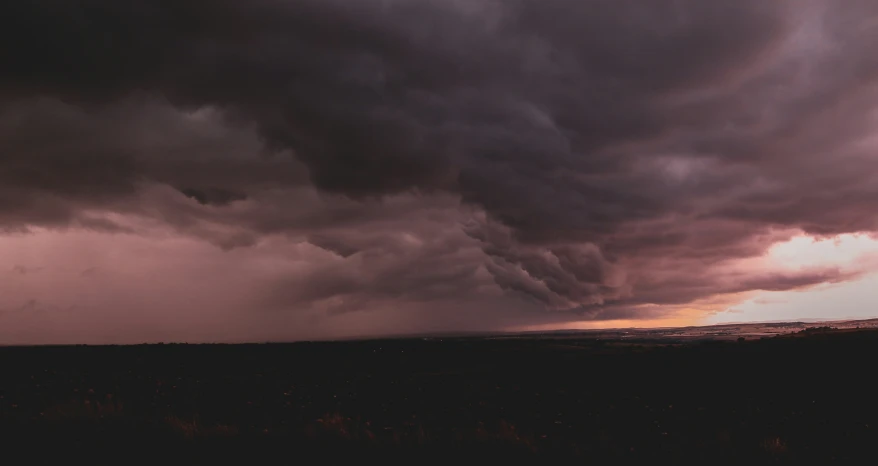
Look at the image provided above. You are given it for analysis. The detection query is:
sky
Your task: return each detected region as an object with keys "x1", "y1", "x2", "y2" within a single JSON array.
[{"x1": 2, "y1": 0, "x2": 878, "y2": 344}]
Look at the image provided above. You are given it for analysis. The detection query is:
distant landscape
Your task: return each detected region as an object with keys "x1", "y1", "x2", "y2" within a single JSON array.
[
  {"x1": 3, "y1": 319, "x2": 878, "y2": 464},
  {"x1": 373, "y1": 317, "x2": 878, "y2": 343}
]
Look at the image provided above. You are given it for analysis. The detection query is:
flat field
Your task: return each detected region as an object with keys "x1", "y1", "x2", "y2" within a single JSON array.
[{"x1": 2, "y1": 325, "x2": 877, "y2": 464}]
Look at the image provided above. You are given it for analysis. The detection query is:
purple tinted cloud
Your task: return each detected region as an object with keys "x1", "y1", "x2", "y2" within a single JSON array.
[{"x1": 1, "y1": 0, "x2": 878, "y2": 332}]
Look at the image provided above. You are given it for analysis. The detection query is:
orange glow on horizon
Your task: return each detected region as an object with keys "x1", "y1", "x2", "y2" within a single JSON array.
[{"x1": 510, "y1": 308, "x2": 706, "y2": 332}]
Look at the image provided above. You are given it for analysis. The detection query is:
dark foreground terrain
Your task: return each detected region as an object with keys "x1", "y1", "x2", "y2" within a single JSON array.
[{"x1": 2, "y1": 328, "x2": 877, "y2": 464}]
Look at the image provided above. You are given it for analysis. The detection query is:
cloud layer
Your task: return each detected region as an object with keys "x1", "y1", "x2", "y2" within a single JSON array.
[{"x1": 2, "y1": 0, "x2": 878, "y2": 340}]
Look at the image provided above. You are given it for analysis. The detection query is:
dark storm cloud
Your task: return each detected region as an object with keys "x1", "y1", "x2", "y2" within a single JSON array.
[
  {"x1": 267, "y1": 222, "x2": 491, "y2": 315},
  {"x1": 2, "y1": 0, "x2": 878, "y2": 318},
  {"x1": 179, "y1": 187, "x2": 248, "y2": 207},
  {"x1": 306, "y1": 234, "x2": 362, "y2": 259},
  {"x1": 0, "y1": 1, "x2": 794, "y2": 195},
  {"x1": 0, "y1": 96, "x2": 307, "y2": 230}
]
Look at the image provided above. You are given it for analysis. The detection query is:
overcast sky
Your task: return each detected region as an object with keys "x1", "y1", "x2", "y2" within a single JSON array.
[{"x1": 2, "y1": 0, "x2": 878, "y2": 344}]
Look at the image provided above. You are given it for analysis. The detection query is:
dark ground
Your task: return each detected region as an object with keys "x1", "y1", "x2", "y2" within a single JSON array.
[{"x1": 1, "y1": 328, "x2": 876, "y2": 464}]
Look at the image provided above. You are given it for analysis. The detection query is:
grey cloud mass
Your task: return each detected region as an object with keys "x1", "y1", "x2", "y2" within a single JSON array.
[{"x1": 2, "y1": 0, "x2": 878, "y2": 328}]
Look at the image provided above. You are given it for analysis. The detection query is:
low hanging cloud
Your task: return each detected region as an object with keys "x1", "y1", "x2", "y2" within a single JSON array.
[{"x1": 2, "y1": 0, "x2": 878, "y2": 335}]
